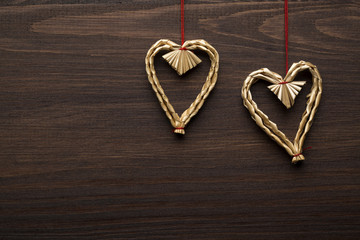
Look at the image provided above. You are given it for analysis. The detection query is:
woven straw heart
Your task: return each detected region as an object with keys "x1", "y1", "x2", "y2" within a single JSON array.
[
  {"x1": 241, "y1": 61, "x2": 322, "y2": 163},
  {"x1": 145, "y1": 39, "x2": 219, "y2": 134}
]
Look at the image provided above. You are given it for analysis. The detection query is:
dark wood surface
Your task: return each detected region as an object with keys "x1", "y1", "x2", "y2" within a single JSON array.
[{"x1": 0, "y1": 1, "x2": 359, "y2": 239}]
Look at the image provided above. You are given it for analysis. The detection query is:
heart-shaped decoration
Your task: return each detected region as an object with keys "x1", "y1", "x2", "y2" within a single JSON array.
[
  {"x1": 145, "y1": 39, "x2": 219, "y2": 134},
  {"x1": 241, "y1": 61, "x2": 322, "y2": 163}
]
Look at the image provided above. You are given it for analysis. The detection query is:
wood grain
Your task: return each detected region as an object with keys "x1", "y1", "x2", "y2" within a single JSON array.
[{"x1": 0, "y1": 1, "x2": 359, "y2": 239}]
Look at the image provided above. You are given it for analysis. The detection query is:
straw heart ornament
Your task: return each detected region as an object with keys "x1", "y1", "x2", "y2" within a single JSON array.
[
  {"x1": 145, "y1": 39, "x2": 219, "y2": 134},
  {"x1": 241, "y1": 0, "x2": 323, "y2": 163},
  {"x1": 145, "y1": 0, "x2": 219, "y2": 134},
  {"x1": 242, "y1": 62, "x2": 322, "y2": 163}
]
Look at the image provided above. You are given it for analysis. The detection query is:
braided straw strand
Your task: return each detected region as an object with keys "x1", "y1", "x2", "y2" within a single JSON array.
[
  {"x1": 241, "y1": 61, "x2": 322, "y2": 163},
  {"x1": 145, "y1": 39, "x2": 219, "y2": 134}
]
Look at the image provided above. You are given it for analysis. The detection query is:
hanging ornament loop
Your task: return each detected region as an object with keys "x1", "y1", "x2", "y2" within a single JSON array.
[
  {"x1": 181, "y1": 0, "x2": 185, "y2": 45},
  {"x1": 284, "y1": 0, "x2": 289, "y2": 73}
]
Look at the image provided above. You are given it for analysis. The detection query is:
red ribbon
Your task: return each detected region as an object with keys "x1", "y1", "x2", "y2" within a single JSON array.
[
  {"x1": 293, "y1": 147, "x2": 312, "y2": 157},
  {"x1": 181, "y1": 0, "x2": 185, "y2": 45},
  {"x1": 285, "y1": 0, "x2": 289, "y2": 73},
  {"x1": 173, "y1": 127, "x2": 184, "y2": 133}
]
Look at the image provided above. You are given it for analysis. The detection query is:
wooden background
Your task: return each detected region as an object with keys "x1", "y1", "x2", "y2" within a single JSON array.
[{"x1": 0, "y1": 0, "x2": 359, "y2": 239}]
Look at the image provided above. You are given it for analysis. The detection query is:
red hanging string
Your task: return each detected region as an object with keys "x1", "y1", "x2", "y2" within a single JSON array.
[
  {"x1": 181, "y1": 0, "x2": 185, "y2": 46},
  {"x1": 284, "y1": 0, "x2": 289, "y2": 73}
]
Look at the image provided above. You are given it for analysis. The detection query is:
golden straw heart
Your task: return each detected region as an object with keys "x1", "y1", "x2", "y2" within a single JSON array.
[
  {"x1": 241, "y1": 61, "x2": 322, "y2": 163},
  {"x1": 145, "y1": 39, "x2": 219, "y2": 134}
]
